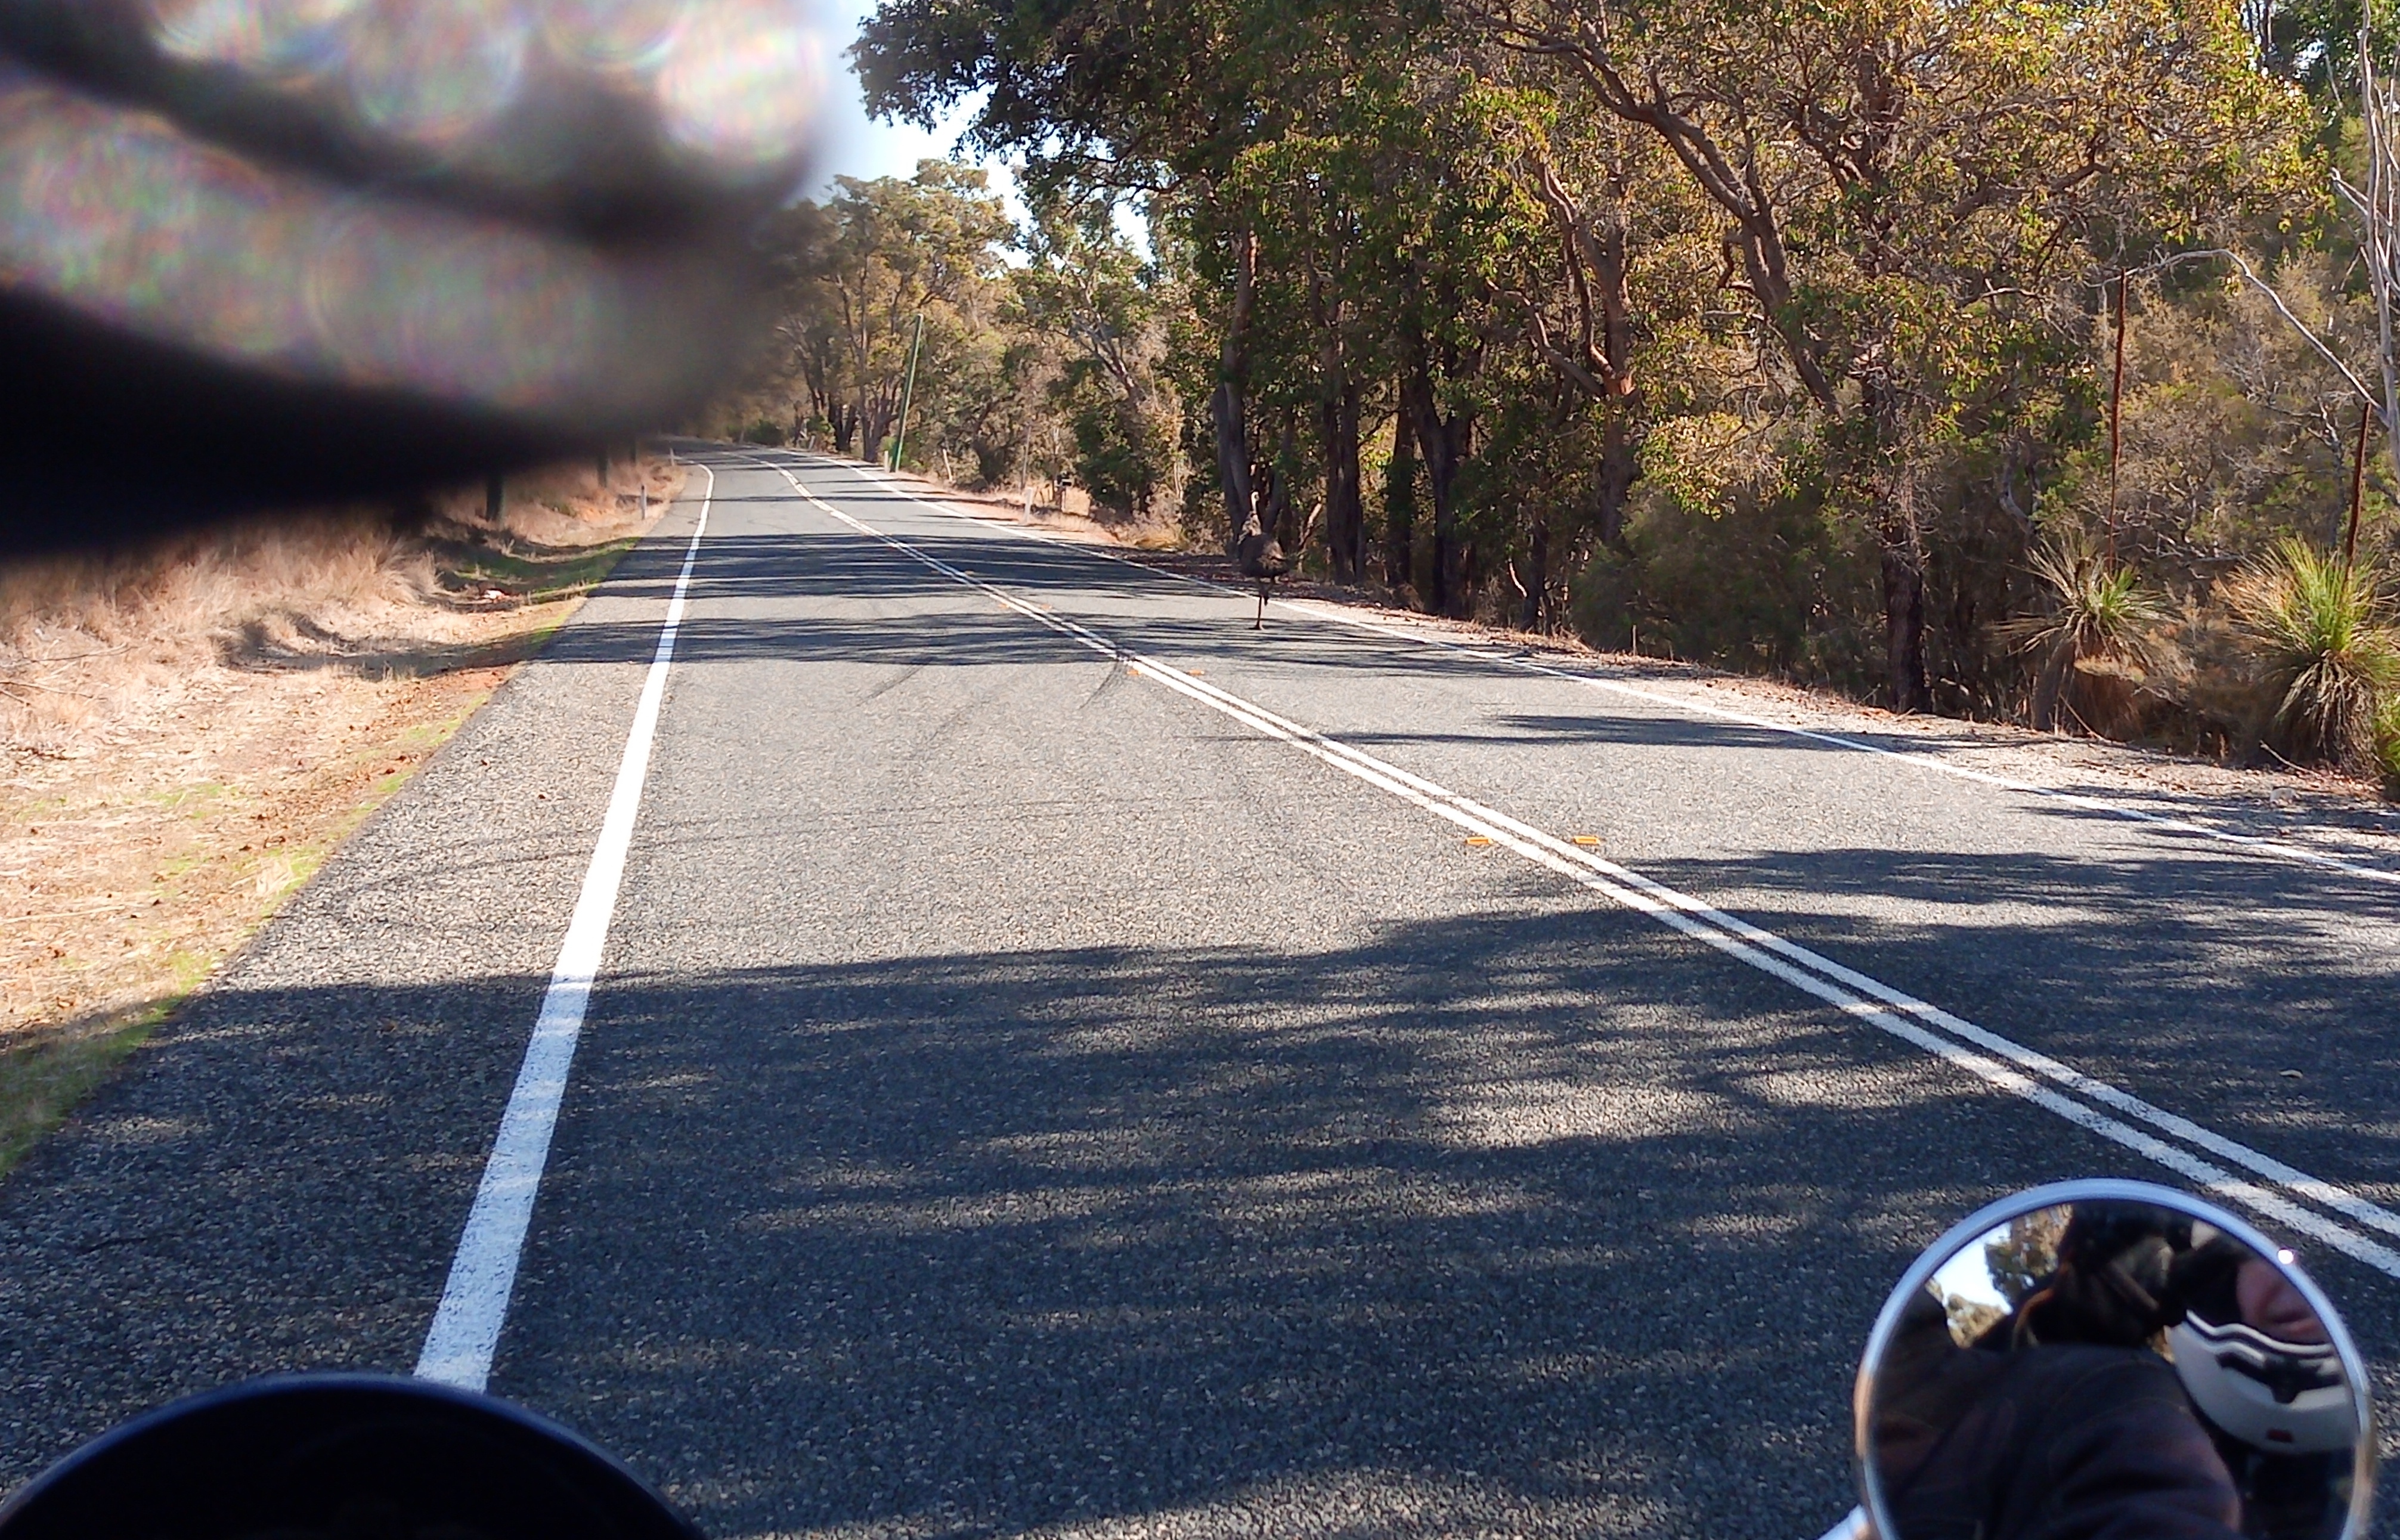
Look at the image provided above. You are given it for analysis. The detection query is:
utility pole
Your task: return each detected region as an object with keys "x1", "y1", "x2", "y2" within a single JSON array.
[
  {"x1": 2348, "y1": 397, "x2": 2372, "y2": 568},
  {"x1": 890, "y1": 311, "x2": 925, "y2": 472},
  {"x1": 2107, "y1": 271, "x2": 2128, "y2": 569}
]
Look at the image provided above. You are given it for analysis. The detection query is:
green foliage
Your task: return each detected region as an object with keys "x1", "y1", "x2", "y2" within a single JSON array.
[
  {"x1": 744, "y1": 162, "x2": 1013, "y2": 464},
  {"x1": 843, "y1": 0, "x2": 2400, "y2": 782},
  {"x1": 2043, "y1": 259, "x2": 2387, "y2": 580},
  {"x1": 2376, "y1": 694, "x2": 2400, "y2": 797},
  {"x1": 1017, "y1": 193, "x2": 1185, "y2": 516},
  {"x1": 2002, "y1": 542, "x2": 2170, "y2": 732},
  {"x1": 1575, "y1": 449, "x2": 1880, "y2": 682},
  {"x1": 2223, "y1": 537, "x2": 2400, "y2": 770},
  {"x1": 730, "y1": 166, "x2": 1184, "y2": 518},
  {"x1": 1984, "y1": 1207, "x2": 2071, "y2": 1310},
  {"x1": 1056, "y1": 362, "x2": 1171, "y2": 516},
  {"x1": 2031, "y1": 556, "x2": 2167, "y2": 666}
]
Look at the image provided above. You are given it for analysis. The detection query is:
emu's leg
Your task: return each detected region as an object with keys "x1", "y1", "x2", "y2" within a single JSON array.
[{"x1": 1255, "y1": 579, "x2": 1268, "y2": 629}]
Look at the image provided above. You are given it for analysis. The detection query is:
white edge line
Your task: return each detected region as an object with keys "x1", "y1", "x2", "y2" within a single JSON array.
[
  {"x1": 802, "y1": 451, "x2": 2400, "y2": 891},
  {"x1": 766, "y1": 456, "x2": 2400, "y2": 1280},
  {"x1": 1292, "y1": 601, "x2": 2400, "y2": 890},
  {"x1": 414, "y1": 465, "x2": 715, "y2": 1390},
  {"x1": 791, "y1": 451, "x2": 2400, "y2": 1246}
]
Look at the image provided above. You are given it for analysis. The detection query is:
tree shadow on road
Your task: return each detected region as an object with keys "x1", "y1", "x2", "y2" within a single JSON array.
[
  {"x1": 2, "y1": 898, "x2": 2393, "y2": 1538},
  {"x1": 1630, "y1": 841, "x2": 2400, "y2": 1191},
  {"x1": 0, "y1": 904, "x2": 2080, "y2": 1539}
]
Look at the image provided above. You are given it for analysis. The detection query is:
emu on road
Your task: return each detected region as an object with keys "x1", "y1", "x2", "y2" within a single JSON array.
[{"x1": 1237, "y1": 530, "x2": 1289, "y2": 629}]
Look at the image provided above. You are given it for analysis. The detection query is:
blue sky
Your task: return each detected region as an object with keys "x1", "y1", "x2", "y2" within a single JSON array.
[{"x1": 810, "y1": 0, "x2": 1014, "y2": 200}]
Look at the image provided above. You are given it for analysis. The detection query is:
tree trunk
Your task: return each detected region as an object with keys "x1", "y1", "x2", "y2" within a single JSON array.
[
  {"x1": 1216, "y1": 228, "x2": 1261, "y2": 550},
  {"x1": 1401, "y1": 353, "x2": 1472, "y2": 619},
  {"x1": 1520, "y1": 514, "x2": 1549, "y2": 631},
  {"x1": 1258, "y1": 457, "x2": 1290, "y2": 551},
  {"x1": 1269, "y1": 412, "x2": 1300, "y2": 550},
  {"x1": 1321, "y1": 376, "x2": 1363, "y2": 581},
  {"x1": 1383, "y1": 416, "x2": 1417, "y2": 593},
  {"x1": 1880, "y1": 487, "x2": 1932, "y2": 713},
  {"x1": 1597, "y1": 410, "x2": 1636, "y2": 552},
  {"x1": 1212, "y1": 380, "x2": 1254, "y2": 539},
  {"x1": 2029, "y1": 634, "x2": 2074, "y2": 733},
  {"x1": 860, "y1": 386, "x2": 893, "y2": 464}
]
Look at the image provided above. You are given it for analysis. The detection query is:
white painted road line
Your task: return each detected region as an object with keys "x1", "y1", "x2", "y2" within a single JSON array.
[
  {"x1": 812, "y1": 453, "x2": 2400, "y2": 1250},
  {"x1": 761, "y1": 457, "x2": 2400, "y2": 1280},
  {"x1": 810, "y1": 453, "x2": 2400, "y2": 891},
  {"x1": 416, "y1": 467, "x2": 714, "y2": 1390},
  {"x1": 1284, "y1": 600, "x2": 2400, "y2": 891}
]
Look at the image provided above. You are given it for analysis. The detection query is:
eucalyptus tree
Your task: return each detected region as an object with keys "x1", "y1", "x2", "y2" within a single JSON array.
[
  {"x1": 1013, "y1": 193, "x2": 1184, "y2": 517},
  {"x1": 1475, "y1": 0, "x2": 2307, "y2": 708},
  {"x1": 859, "y1": 0, "x2": 1470, "y2": 567},
  {"x1": 812, "y1": 162, "x2": 1014, "y2": 464},
  {"x1": 1475, "y1": 71, "x2": 1726, "y2": 626},
  {"x1": 757, "y1": 199, "x2": 860, "y2": 450}
]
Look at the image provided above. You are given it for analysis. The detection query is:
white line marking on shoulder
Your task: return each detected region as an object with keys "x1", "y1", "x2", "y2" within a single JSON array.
[
  {"x1": 800, "y1": 451, "x2": 2400, "y2": 890},
  {"x1": 414, "y1": 464, "x2": 715, "y2": 1390},
  {"x1": 763, "y1": 456, "x2": 2400, "y2": 1280}
]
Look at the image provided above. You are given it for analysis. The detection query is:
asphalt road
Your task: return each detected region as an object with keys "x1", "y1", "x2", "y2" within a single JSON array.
[{"x1": 2, "y1": 448, "x2": 2396, "y2": 1537}]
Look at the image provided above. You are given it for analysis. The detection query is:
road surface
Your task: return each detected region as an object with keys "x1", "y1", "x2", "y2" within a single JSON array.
[{"x1": 3, "y1": 448, "x2": 2395, "y2": 1536}]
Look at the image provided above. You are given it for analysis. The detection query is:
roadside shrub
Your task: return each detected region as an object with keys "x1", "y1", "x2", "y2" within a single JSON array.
[
  {"x1": 739, "y1": 419, "x2": 788, "y2": 447},
  {"x1": 2002, "y1": 541, "x2": 2168, "y2": 735},
  {"x1": 2134, "y1": 603, "x2": 2268, "y2": 757},
  {"x1": 1575, "y1": 466, "x2": 1882, "y2": 686},
  {"x1": 2377, "y1": 697, "x2": 2400, "y2": 800},
  {"x1": 2221, "y1": 537, "x2": 2400, "y2": 774}
]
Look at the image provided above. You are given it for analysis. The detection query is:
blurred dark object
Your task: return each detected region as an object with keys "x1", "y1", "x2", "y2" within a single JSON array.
[
  {"x1": 0, "y1": 1373, "x2": 701, "y2": 1539},
  {"x1": 0, "y1": 1, "x2": 823, "y2": 550}
]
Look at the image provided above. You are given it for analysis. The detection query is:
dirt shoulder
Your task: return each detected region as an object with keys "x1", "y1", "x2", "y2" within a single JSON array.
[
  {"x1": 878, "y1": 465, "x2": 2400, "y2": 873},
  {"x1": 0, "y1": 460, "x2": 683, "y2": 1176}
]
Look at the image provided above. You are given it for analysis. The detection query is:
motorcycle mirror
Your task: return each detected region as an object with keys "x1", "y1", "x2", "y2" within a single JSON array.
[
  {"x1": 1849, "y1": 1179, "x2": 2377, "y2": 1540},
  {"x1": 0, "y1": 1372, "x2": 700, "y2": 1540}
]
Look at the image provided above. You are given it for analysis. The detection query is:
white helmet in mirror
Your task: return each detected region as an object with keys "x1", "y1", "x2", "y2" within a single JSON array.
[{"x1": 2169, "y1": 1313, "x2": 2356, "y2": 1454}]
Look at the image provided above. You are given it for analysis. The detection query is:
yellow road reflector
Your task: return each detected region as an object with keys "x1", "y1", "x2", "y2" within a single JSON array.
[
  {"x1": 1464, "y1": 835, "x2": 1494, "y2": 847},
  {"x1": 1572, "y1": 835, "x2": 1601, "y2": 847},
  {"x1": 1188, "y1": 668, "x2": 1205, "y2": 676}
]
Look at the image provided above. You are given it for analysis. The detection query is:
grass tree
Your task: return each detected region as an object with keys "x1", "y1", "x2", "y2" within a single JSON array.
[
  {"x1": 2224, "y1": 537, "x2": 2400, "y2": 773},
  {"x1": 2005, "y1": 541, "x2": 2169, "y2": 734}
]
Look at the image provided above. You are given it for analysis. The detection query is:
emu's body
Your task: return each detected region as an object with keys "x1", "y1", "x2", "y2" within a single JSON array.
[{"x1": 1237, "y1": 531, "x2": 1289, "y2": 628}]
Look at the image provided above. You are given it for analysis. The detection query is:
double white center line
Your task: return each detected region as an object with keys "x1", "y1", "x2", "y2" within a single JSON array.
[{"x1": 764, "y1": 457, "x2": 2400, "y2": 1282}]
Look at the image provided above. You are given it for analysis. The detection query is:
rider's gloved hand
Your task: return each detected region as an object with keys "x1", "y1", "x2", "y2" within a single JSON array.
[{"x1": 0, "y1": 1, "x2": 824, "y2": 546}]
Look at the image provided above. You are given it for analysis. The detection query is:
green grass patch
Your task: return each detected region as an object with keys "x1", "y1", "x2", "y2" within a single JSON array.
[
  {"x1": 446, "y1": 535, "x2": 642, "y2": 602},
  {"x1": 0, "y1": 998, "x2": 178, "y2": 1180},
  {"x1": 395, "y1": 709, "x2": 474, "y2": 750},
  {"x1": 152, "y1": 781, "x2": 237, "y2": 812}
]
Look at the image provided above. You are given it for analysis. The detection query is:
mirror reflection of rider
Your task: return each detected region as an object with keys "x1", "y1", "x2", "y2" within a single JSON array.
[
  {"x1": 1878, "y1": 1303, "x2": 2244, "y2": 1537},
  {"x1": 1875, "y1": 1204, "x2": 2346, "y2": 1540},
  {"x1": 2168, "y1": 1240, "x2": 2349, "y2": 1540}
]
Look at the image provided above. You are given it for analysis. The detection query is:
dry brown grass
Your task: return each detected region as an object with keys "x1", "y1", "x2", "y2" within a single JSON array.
[
  {"x1": 0, "y1": 457, "x2": 682, "y2": 1176},
  {"x1": 887, "y1": 469, "x2": 1176, "y2": 551},
  {"x1": 3, "y1": 516, "x2": 418, "y2": 754}
]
